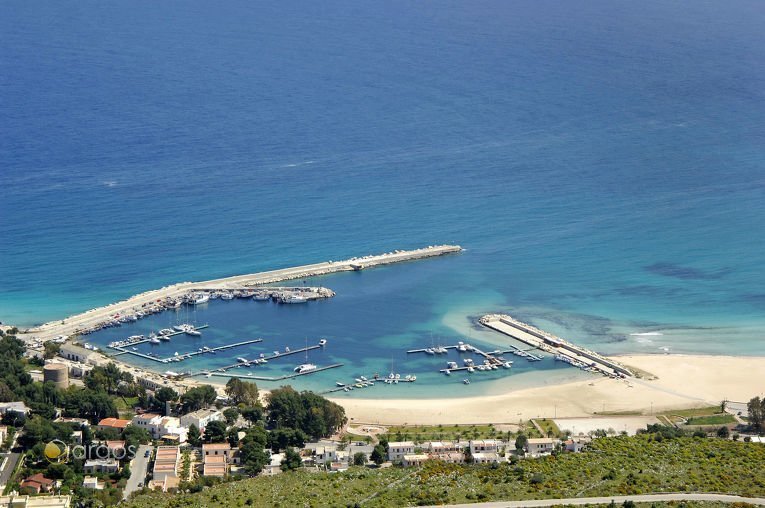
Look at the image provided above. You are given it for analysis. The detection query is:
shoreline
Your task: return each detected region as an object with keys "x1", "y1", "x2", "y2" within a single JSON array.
[{"x1": 328, "y1": 353, "x2": 765, "y2": 425}]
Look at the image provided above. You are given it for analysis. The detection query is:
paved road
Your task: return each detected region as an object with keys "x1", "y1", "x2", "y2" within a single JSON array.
[
  {"x1": 123, "y1": 444, "x2": 152, "y2": 500},
  {"x1": 0, "y1": 452, "x2": 21, "y2": 491},
  {"x1": 422, "y1": 493, "x2": 765, "y2": 508}
]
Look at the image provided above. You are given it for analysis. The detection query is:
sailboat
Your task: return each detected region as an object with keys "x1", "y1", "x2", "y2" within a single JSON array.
[{"x1": 294, "y1": 338, "x2": 316, "y2": 374}]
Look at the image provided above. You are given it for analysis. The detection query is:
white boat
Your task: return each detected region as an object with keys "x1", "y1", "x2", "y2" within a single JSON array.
[
  {"x1": 294, "y1": 363, "x2": 317, "y2": 374},
  {"x1": 159, "y1": 328, "x2": 174, "y2": 336},
  {"x1": 189, "y1": 293, "x2": 210, "y2": 305},
  {"x1": 503, "y1": 361, "x2": 513, "y2": 369},
  {"x1": 173, "y1": 325, "x2": 186, "y2": 332},
  {"x1": 253, "y1": 293, "x2": 270, "y2": 301},
  {"x1": 425, "y1": 348, "x2": 435, "y2": 355},
  {"x1": 319, "y1": 338, "x2": 327, "y2": 346},
  {"x1": 463, "y1": 379, "x2": 470, "y2": 385},
  {"x1": 444, "y1": 369, "x2": 451, "y2": 375},
  {"x1": 150, "y1": 337, "x2": 161, "y2": 345},
  {"x1": 237, "y1": 357, "x2": 248, "y2": 363},
  {"x1": 336, "y1": 381, "x2": 345, "y2": 387},
  {"x1": 282, "y1": 294, "x2": 307, "y2": 304},
  {"x1": 221, "y1": 293, "x2": 234, "y2": 300}
]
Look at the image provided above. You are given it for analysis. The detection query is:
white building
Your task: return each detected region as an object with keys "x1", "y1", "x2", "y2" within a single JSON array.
[
  {"x1": 402, "y1": 454, "x2": 429, "y2": 467},
  {"x1": 82, "y1": 476, "x2": 102, "y2": 490},
  {"x1": 469, "y1": 439, "x2": 501, "y2": 454},
  {"x1": 526, "y1": 437, "x2": 557, "y2": 457},
  {"x1": 387, "y1": 441, "x2": 415, "y2": 461},
  {"x1": 314, "y1": 445, "x2": 338, "y2": 463},
  {"x1": 428, "y1": 441, "x2": 462, "y2": 454},
  {"x1": 179, "y1": 408, "x2": 223, "y2": 432},
  {"x1": 84, "y1": 458, "x2": 119, "y2": 474},
  {"x1": 0, "y1": 402, "x2": 31, "y2": 417},
  {"x1": 58, "y1": 344, "x2": 99, "y2": 365},
  {"x1": 471, "y1": 452, "x2": 501, "y2": 464}
]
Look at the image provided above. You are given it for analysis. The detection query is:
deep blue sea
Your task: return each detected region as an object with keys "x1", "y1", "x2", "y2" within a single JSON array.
[{"x1": 2, "y1": 1, "x2": 764, "y2": 395}]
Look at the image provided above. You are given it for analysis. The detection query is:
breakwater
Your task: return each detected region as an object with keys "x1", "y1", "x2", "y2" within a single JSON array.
[
  {"x1": 20, "y1": 245, "x2": 462, "y2": 342},
  {"x1": 479, "y1": 314, "x2": 633, "y2": 378}
]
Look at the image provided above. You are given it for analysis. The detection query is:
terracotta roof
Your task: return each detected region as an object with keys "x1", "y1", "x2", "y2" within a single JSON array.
[{"x1": 97, "y1": 417, "x2": 131, "y2": 429}]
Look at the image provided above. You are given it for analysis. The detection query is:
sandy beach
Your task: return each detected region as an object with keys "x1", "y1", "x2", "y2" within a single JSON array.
[{"x1": 331, "y1": 354, "x2": 765, "y2": 425}]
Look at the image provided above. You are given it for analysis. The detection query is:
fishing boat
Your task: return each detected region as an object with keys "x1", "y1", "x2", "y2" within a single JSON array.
[
  {"x1": 253, "y1": 292, "x2": 270, "y2": 301},
  {"x1": 281, "y1": 294, "x2": 307, "y2": 304},
  {"x1": 221, "y1": 293, "x2": 234, "y2": 301},
  {"x1": 189, "y1": 293, "x2": 210, "y2": 305}
]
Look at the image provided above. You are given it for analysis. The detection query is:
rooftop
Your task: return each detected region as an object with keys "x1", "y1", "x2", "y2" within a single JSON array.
[{"x1": 97, "y1": 417, "x2": 131, "y2": 429}]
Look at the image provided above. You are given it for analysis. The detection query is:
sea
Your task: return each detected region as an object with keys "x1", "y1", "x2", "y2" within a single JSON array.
[{"x1": 1, "y1": 0, "x2": 764, "y2": 398}]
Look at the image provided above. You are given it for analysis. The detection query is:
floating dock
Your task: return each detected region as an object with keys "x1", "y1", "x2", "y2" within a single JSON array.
[
  {"x1": 108, "y1": 325, "x2": 209, "y2": 349},
  {"x1": 207, "y1": 363, "x2": 343, "y2": 381},
  {"x1": 479, "y1": 314, "x2": 632, "y2": 377}
]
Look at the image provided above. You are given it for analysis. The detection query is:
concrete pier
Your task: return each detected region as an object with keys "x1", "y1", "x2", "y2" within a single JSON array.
[
  {"x1": 480, "y1": 314, "x2": 632, "y2": 377},
  {"x1": 110, "y1": 338, "x2": 263, "y2": 363},
  {"x1": 207, "y1": 363, "x2": 343, "y2": 381},
  {"x1": 22, "y1": 244, "x2": 462, "y2": 342}
]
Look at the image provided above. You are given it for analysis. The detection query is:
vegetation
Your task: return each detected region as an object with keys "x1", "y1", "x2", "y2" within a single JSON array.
[
  {"x1": 533, "y1": 418, "x2": 561, "y2": 437},
  {"x1": 265, "y1": 386, "x2": 346, "y2": 440},
  {"x1": 382, "y1": 423, "x2": 514, "y2": 443},
  {"x1": 685, "y1": 414, "x2": 736, "y2": 426},
  {"x1": 124, "y1": 431, "x2": 765, "y2": 508}
]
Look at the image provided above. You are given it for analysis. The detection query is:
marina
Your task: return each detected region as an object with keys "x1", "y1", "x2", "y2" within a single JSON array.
[
  {"x1": 107, "y1": 325, "x2": 209, "y2": 348},
  {"x1": 480, "y1": 314, "x2": 633, "y2": 378}
]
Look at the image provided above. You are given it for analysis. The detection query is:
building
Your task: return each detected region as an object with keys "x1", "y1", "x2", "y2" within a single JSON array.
[
  {"x1": 83, "y1": 458, "x2": 119, "y2": 474},
  {"x1": 564, "y1": 437, "x2": 589, "y2": 453},
  {"x1": 58, "y1": 344, "x2": 98, "y2": 365},
  {"x1": 202, "y1": 443, "x2": 231, "y2": 460},
  {"x1": 0, "y1": 495, "x2": 71, "y2": 508},
  {"x1": 104, "y1": 440, "x2": 126, "y2": 458},
  {"x1": 469, "y1": 439, "x2": 501, "y2": 454},
  {"x1": 387, "y1": 441, "x2": 415, "y2": 461},
  {"x1": 153, "y1": 446, "x2": 180, "y2": 483},
  {"x1": 71, "y1": 431, "x2": 82, "y2": 445},
  {"x1": 203, "y1": 455, "x2": 227, "y2": 477},
  {"x1": 157, "y1": 417, "x2": 188, "y2": 443},
  {"x1": 526, "y1": 437, "x2": 557, "y2": 457},
  {"x1": 471, "y1": 452, "x2": 501, "y2": 464},
  {"x1": 0, "y1": 402, "x2": 30, "y2": 417},
  {"x1": 179, "y1": 408, "x2": 223, "y2": 432},
  {"x1": 430, "y1": 452, "x2": 465, "y2": 464},
  {"x1": 262, "y1": 453, "x2": 283, "y2": 476},
  {"x1": 313, "y1": 445, "x2": 338, "y2": 463},
  {"x1": 81, "y1": 477, "x2": 102, "y2": 490},
  {"x1": 19, "y1": 474, "x2": 54, "y2": 495},
  {"x1": 132, "y1": 413, "x2": 162, "y2": 435},
  {"x1": 402, "y1": 454, "x2": 429, "y2": 467},
  {"x1": 428, "y1": 441, "x2": 462, "y2": 454},
  {"x1": 42, "y1": 364, "x2": 69, "y2": 390},
  {"x1": 96, "y1": 417, "x2": 131, "y2": 433}
]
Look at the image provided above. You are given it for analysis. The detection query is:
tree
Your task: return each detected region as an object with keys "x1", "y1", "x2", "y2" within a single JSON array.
[
  {"x1": 123, "y1": 425, "x2": 152, "y2": 450},
  {"x1": 265, "y1": 387, "x2": 346, "y2": 439},
  {"x1": 240, "y1": 405, "x2": 264, "y2": 424},
  {"x1": 227, "y1": 428, "x2": 242, "y2": 448},
  {"x1": 180, "y1": 385, "x2": 216, "y2": 412},
  {"x1": 353, "y1": 452, "x2": 366, "y2": 466},
  {"x1": 280, "y1": 447, "x2": 302, "y2": 472},
  {"x1": 153, "y1": 387, "x2": 179, "y2": 410},
  {"x1": 370, "y1": 444, "x2": 386, "y2": 465},
  {"x1": 267, "y1": 428, "x2": 307, "y2": 453},
  {"x1": 240, "y1": 441, "x2": 269, "y2": 476},
  {"x1": 223, "y1": 408, "x2": 240, "y2": 425},
  {"x1": 43, "y1": 341, "x2": 61, "y2": 359},
  {"x1": 188, "y1": 424, "x2": 201, "y2": 447},
  {"x1": 225, "y1": 378, "x2": 259, "y2": 406},
  {"x1": 515, "y1": 433, "x2": 528, "y2": 454},
  {"x1": 717, "y1": 426, "x2": 730, "y2": 438},
  {"x1": 747, "y1": 396, "x2": 764, "y2": 431},
  {"x1": 204, "y1": 420, "x2": 227, "y2": 443}
]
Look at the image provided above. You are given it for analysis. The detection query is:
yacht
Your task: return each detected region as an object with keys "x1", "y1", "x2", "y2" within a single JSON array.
[
  {"x1": 150, "y1": 337, "x2": 161, "y2": 345},
  {"x1": 319, "y1": 338, "x2": 327, "y2": 346},
  {"x1": 237, "y1": 357, "x2": 248, "y2": 363},
  {"x1": 173, "y1": 325, "x2": 186, "y2": 332},
  {"x1": 221, "y1": 293, "x2": 234, "y2": 301},
  {"x1": 463, "y1": 379, "x2": 470, "y2": 385},
  {"x1": 503, "y1": 361, "x2": 513, "y2": 369},
  {"x1": 294, "y1": 363, "x2": 317, "y2": 374},
  {"x1": 159, "y1": 328, "x2": 174, "y2": 336},
  {"x1": 425, "y1": 348, "x2": 435, "y2": 355},
  {"x1": 456, "y1": 341, "x2": 468, "y2": 352}
]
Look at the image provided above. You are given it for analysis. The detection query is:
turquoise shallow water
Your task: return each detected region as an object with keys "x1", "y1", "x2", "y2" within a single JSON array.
[{"x1": 1, "y1": 1, "x2": 765, "y2": 396}]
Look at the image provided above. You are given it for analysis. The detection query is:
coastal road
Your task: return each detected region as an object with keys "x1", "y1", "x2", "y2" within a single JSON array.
[
  {"x1": 0, "y1": 452, "x2": 22, "y2": 492},
  {"x1": 123, "y1": 444, "x2": 152, "y2": 500},
  {"x1": 421, "y1": 493, "x2": 765, "y2": 508}
]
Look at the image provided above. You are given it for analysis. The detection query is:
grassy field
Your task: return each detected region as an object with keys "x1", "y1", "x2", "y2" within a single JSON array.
[
  {"x1": 665, "y1": 406, "x2": 722, "y2": 418},
  {"x1": 533, "y1": 418, "x2": 561, "y2": 437},
  {"x1": 125, "y1": 435, "x2": 765, "y2": 508},
  {"x1": 685, "y1": 414, "x2": 737, "y2": 426}
]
